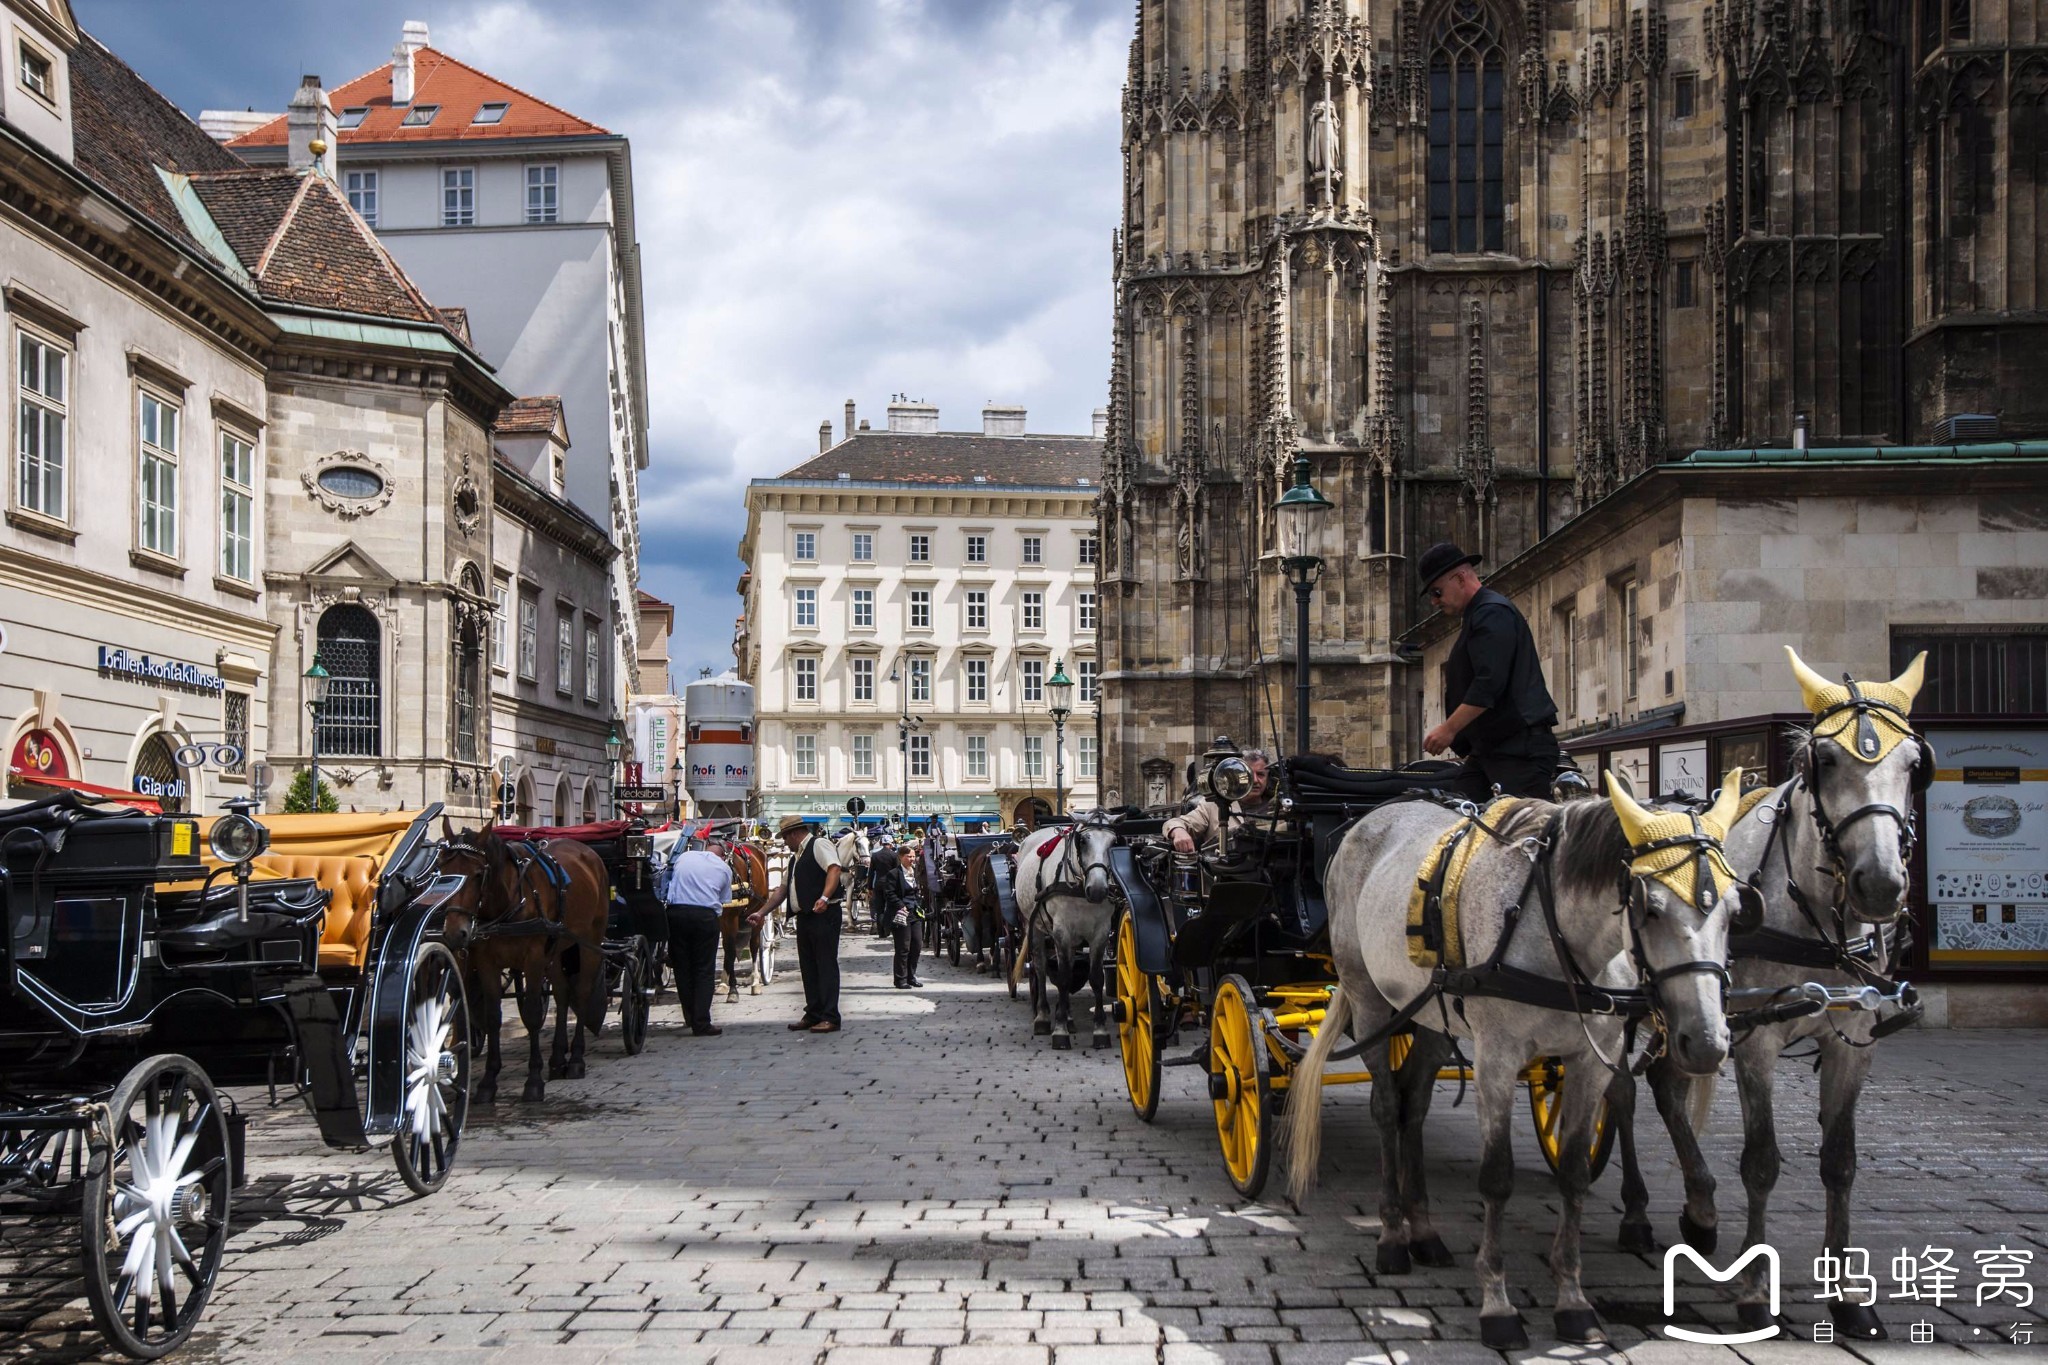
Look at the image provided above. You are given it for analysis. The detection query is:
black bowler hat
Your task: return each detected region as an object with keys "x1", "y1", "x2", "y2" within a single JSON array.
[{"x1": 1416, "y1": 541, "x2": 1482, "y2": 596}]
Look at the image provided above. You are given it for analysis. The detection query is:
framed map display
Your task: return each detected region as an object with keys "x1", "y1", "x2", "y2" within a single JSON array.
[{"x1": 1924, "y1": 727, "x2": 2048, "y2": 968}]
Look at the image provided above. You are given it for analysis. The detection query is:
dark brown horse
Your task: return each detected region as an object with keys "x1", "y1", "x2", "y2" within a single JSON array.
[
  {"x1": 440, "y1": 827, "x2": 609, "y2": 1104},
  {"x1": 714, "y1": 839, "x2": 771, "y2": 1000}
]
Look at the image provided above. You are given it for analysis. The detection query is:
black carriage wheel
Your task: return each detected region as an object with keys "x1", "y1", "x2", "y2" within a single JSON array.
[
  {"x1": 393, "y1": 942, "x2": 471, "y2": 1197},
  {"x1": 83, "y1": 1054, "x2": 232, "y2": 1360},
  {"x1": 947, "y1": 914, "x2": 963, "y2": 967},
  {"x1": 618, "y1": 955, "x2": 649, "y2": 1056}
]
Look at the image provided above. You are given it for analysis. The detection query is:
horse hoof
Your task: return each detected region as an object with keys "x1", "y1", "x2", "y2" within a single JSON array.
[
  {"x1": 474, "y1": 1083, "x2": 498, "y2": 1106},
  {"x1": 1033, "y1": 1020, "x2": 1052, "y2": 1036},
  {"x1": 1050, "y1": 1033, "x2": 1072, "y2": 1051},
  {"x1": 547, "y1": 1064, "x2": 569, "y2": 1080},
  {"x1": 1375, "y1": 1241, "x2": 1411, "y2": 1275},
  {"x1": 564, "y1": 1061, "x2": 586, "y2": 1080},
  {"x1": 1618, "y1": 1219, "x2": 1656, "y2": 1254},
  {"x1": 1410, "y1": 1234, "x2": 1453, "y2": 1267},
  {"x1": 1092, "y1": 1032, "x2": 1113, "y2": 1050},
  {"x1": 727, "y1": 991, "x2": 739, "y2": 1004},
  {"x1": 1830, "y1": 1301, "x2": 1887, "y2": 1340},
  {"x1": 1736, "y1": 1303, "x2": 1782, "y2": 1334},
  {"x1": 1478, "y1": 1314, "x2": 1528, "y2": 1351},
  {"x1": 1678, "y1": 1211, "x2": 1718, "y2": 1255},
  {"x1": 751, "y1": 983, "x2": 762, "y2": 996},
  {"x1": 520, "y1": 1083, "x2": 545, "y2": 1104},
  {"x1": 1554, "y1": 1308, "x2": 1605, "y2": 1344}
]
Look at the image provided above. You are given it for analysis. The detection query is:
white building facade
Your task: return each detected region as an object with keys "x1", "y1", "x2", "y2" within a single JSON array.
[
  {"x1": 210, "y1": 21, "x2": 648, "y2": 718},
  {"x1": 738, "y1": 400, "x2": 1105, "y2": 829}
]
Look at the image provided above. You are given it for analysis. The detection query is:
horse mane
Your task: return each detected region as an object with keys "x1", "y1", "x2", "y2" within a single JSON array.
[{"x1": 1497, "y1": 797, "x2": 1630, "y2": 904}]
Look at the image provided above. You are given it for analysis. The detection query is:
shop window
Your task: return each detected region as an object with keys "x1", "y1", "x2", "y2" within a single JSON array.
[
  {"x1": 316, "y1": 604, "x2": 382, "y2": 757},
  {"x1": 1892, "y1": 629, "x2": 2048, "y2": 714},
  {"x1": 132, "y1": 733, "x2": 188, "y2": 812}
]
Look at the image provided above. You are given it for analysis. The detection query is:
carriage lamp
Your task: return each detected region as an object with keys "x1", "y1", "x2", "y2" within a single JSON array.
[
  {"x1": 208, "y1": 810, "x2": 270, "y2": 865},
  {"x1": 1047, "y1": 660, "x2": 1074, "y2": 817},
  {"x1": 1209, "y1": 756, "x2": 1255, "y2": 803},
  {"x1": 1275, "y1": 455, "x2": 1333, "y2": 757}
]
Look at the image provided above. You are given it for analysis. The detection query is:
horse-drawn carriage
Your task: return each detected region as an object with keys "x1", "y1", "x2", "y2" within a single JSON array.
[{"x1": 0, "y1": 795, "x2": 470, "y2": 1358}]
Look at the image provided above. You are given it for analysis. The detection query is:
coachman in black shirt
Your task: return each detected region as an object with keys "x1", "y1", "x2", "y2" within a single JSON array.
[{"x1": 1416, "y1": 541, "x2": 1563, "y2": 802}]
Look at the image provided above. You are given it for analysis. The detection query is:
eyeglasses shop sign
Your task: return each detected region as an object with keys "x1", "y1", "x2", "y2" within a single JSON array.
[{"x1": 97, "y1": 646, "x2": 225, "y2": 695}]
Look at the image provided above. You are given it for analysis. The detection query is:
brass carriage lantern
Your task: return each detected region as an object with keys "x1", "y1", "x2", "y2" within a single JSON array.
[
  {"x1": 1275, "y1": 455, "x2": 1334, "y2": 757},
  {"x1": 1047, "y1": 659, "x2": 1074, "y2": 817}
]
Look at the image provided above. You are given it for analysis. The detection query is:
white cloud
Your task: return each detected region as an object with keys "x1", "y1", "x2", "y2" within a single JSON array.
[{"x1": 436, "y1": 0, "x2": 1127, "y2": 678}]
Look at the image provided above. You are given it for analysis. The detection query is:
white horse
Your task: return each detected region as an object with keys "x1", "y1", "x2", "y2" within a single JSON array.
[
  {"x1": 1288, "y1": 778, "x2": 1751, "y2": 1349},
  {"x1": 1616, "y1": 649, "x2": 1930, "y2": 1342},
  {"x1": 1011, "y1": 813, "x2": 1119, "y2": 1050}
]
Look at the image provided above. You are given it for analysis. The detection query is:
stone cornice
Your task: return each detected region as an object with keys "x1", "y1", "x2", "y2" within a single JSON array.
[
  {"x1": 749, "y1": 484, "x2": 1095, "y2": 521},
  {"x1": 0, "y1": 541, "x2": 277, "y2": 650},
  {"x1": 493, "y1": 457, "x2": 618, "y2": 562}
]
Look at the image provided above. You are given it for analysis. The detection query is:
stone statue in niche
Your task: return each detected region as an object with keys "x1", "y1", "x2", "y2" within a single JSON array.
[
  {"x1": 1308, "y1": 87, "x2": 1342, "y2": 204},
  {"x1": 1141, "y1": 758, "x2": 1175, "y2": 811}
]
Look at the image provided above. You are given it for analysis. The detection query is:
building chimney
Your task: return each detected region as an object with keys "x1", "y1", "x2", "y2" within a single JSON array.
[
  {"x1": 286, "y1": 76, "x2": 338, "y2": 178},
  {"x1": 1091, "y1": 407, "x2": 1108, "y2": 439},
  {"x1": 818, "y1": 420, "x2": 832, "y2": 453},
  {"x1": 391, "y1": 20, "x2": 430, "y2": 105},
  {"x1": 844, "y1": 399, "x2": 856, "y2": 440},
  {"x1": 982, "y1": 403, "x2": 1027, "y2": 437},
  {"x1": 887, "y1": 398, "x2": 939, "y2": 434}
]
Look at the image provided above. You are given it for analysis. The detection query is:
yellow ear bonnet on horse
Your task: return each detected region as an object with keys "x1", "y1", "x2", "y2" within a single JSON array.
[
  {"x1": 1786, "y1": 646, "x2": 1925, "y2": 764},
  {"x1": 1605, "y1": 769, "x2": 1741, "y2": 907}
]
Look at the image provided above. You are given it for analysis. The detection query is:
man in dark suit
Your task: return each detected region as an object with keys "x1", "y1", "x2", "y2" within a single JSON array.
[{"x1": 1416, "y1": 541, "x2": 1563, "y2": 802}]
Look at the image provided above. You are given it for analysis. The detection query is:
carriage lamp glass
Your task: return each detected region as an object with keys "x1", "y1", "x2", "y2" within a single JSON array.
[
  {"x1": 209, "y1": 811, "x2": 270, "y2": 865},
  {"x1": 303, "y1": 655, "x2": 332, "y2": 707},
  {"x1": 605, "y1": 724, "x2": 622, "y2": 763},
  {"x1": 1210, "y1": 756, "x2": 1255, "y2": 802},
  {"x1": 1276, "y1": 455, "x2": 1333, "y2": 563},
  {"x1": 1047, "y1": 659, "x2": 1074, "y2": 718}
]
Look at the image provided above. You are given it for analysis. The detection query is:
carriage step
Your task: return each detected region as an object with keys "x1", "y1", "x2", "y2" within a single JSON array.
[{"x1": 1165, "y1": 1047, "x2": 1210, "y2": 1069}]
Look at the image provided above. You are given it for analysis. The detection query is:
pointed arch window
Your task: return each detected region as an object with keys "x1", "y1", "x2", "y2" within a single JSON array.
[
  {"x1": 1427, "y1": 0, "x2": 1507, "y2": 253},
  {"x1": 316, "y1": 604, "x2": 382, "y2": 758}
]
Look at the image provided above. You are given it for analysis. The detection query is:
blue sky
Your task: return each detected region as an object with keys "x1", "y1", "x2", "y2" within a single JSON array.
[{"x1": 80, "y1": 0, "x2": 1126, "y2": 682}]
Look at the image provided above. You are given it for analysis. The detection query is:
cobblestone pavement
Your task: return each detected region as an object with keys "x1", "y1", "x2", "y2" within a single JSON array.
[{"x1": 6, "y1": 933, "x2": 2046, "y2": 1363}]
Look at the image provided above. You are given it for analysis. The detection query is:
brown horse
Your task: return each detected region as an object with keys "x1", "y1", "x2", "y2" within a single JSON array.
[
  {"x1": 440, "y1": 827, "x2": 609, "y2": 1104},
  {"x1": 714, "y1": 839, "x2": 771, "y2": 1000}
]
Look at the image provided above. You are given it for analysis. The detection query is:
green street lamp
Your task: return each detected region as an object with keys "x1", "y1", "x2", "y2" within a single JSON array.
[
  {"x1": 303, "y1": 655, "x2": 331, "y2": 811},
  {"x1": 1047, "y1": 658, "x2": 1074, "y2": 816},
  {"x1": 1276, "y1": 455, "x2": 1334, "y2": 756},
  {"x1": 605, "y1": 723, "x2": 622, "y2": 816}
]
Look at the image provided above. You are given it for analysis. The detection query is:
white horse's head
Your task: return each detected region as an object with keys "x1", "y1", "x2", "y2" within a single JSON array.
[
  {"x1": 1069, "y1": 811, "x2": 1119, "y2": 904},
  {"x1": 1786, "y1": 647, "x2": 1929, "y2": 925},
  {"x1": 1605, "y1": 773, "x2": 1751, "y2": 1077}
]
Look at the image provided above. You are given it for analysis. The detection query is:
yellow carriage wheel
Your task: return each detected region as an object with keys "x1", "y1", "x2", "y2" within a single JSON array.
[
  {"x1": 1526, "y1": 1061, "x2": 1617, "y2": 1180},
  {"x1": 1208, "y1": 974, "x2": 1274, "y2": 1198},
  {"x1": 1113, "y1": 913, "x2": 1162, "y2": 1123},
  {"x1": 1387, "y1": 1031, "x2": 1412, "y2": 1073}
]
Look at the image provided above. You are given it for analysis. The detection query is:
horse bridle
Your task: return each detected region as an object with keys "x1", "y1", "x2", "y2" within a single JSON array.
[
  {"x1": 1804, "y1": 680, "x2": 1933, "y2": 869},
  {"x1": 1615, "y1": 813, "x2": 1736, "y2": 1011},
  {"x1": 1033, "y1": 817, "x2": 1115, "y2": 904}
]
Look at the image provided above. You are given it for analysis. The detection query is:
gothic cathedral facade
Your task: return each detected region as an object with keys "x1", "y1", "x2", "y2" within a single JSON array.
[{"x1": 1097, "y1": 0, "x2": 2043, "y2": 801}]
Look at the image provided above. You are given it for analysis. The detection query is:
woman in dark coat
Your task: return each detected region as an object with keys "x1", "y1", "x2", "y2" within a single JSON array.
[{"x1": 875, "y1": 845, "x2": 924, "y2": 988}]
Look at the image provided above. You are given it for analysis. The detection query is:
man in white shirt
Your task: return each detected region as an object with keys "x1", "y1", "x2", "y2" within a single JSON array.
[{"x1": 663, "y1": 846, "x2": 734, "y2": 1036}]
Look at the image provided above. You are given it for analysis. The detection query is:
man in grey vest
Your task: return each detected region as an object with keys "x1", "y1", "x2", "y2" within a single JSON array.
[{"x1": 756, "y1": 815, "x2": 843, "y2": 1033}]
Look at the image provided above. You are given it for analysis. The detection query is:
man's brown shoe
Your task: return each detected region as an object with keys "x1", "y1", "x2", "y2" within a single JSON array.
[
  {"x1": 788, "y1": 1019, "x2": 817, "y2": 1031},
  {"x1": 808, "y1": 1021, "x2": 841, "y2": 1033}
]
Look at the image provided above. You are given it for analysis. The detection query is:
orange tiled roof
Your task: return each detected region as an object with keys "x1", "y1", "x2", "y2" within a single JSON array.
[
  {"x1": 494, "y1": 395, "x2": 566, "y2": 436},
  {"x1": 228, "y1": 47, "x2": 608, "y2": 149}
]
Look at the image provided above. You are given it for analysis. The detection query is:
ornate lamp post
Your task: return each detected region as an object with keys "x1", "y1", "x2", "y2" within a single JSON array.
[
  {"x1": 1047, "y1": 658, "x2": 1074, "y2": 816},
  {"x1": 605, "y1": 723, "x2": 622, "y2": 819},
  {"x1": 671, "y1": 756, "x2": 686, "y2": 823},
  {"x1": 303, "y1": 655, "x2": 331, "y2": 810},
  {"x1": 1276, "y1": 455, "x2": 1334, "y2": 756},
  {"x1": 888, "y1": 664, "x2": 922, "y2": 834}
]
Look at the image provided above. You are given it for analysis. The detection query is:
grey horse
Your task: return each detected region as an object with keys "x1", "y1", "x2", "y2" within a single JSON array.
[
  {"x1": 1288, "y1": 777, "x2": 1753, "y2": 1349},
  {"x1": 1616, "y1": 648, "x2": 1930, "y2": 1342},
  {"x1": 1011, "y1": 813, "x2": 1119, "y2": 1050}
]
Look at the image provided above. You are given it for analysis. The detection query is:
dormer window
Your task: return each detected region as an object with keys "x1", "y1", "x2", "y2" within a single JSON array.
[
  {"x1": 18, "y1": 42, "x2": 53, "y2": 103},
  {"x1": 401, "y1": 103, "x2": 441, "y2": 127},
  {"x1": 473, "y1": 102, "x2": 509, "y2": 125},
  {"x1": 339, "y1": 106, "x2": 370, "y2": 129}
]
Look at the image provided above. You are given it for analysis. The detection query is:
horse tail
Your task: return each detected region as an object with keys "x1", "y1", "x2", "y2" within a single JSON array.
[
  {"x1": 1286, "y1": 986, "x2": 1349, "y2": 1205},
  {"x1": 1008, "y1": 914, "x2": 1034, "y2": 990}
]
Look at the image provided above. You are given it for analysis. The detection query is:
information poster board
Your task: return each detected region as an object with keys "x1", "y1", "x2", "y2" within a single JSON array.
[
  {"x1": 1925, "y1": 727, "x2": 2048, "y2": 967},
  {"x1": 1657, "y1": 741, "x2": 1710, "y2": 800}
]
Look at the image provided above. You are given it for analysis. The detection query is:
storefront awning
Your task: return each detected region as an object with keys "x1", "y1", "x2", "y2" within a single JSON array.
[{"x1": 7, "y1": 769, "x2": 164, "y2": 813}]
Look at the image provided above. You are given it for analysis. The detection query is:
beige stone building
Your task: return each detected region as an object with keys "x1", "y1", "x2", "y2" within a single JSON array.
[
  {"x1": 739, "y1": 400, "x2": 1104, "y2": 828},
  {"x1": 1098, "y1": 0, "x2": 2046, "y2": 792},
  {"x1": 1411, "y1": 442, "x2": 2048, "y2": 1022}
]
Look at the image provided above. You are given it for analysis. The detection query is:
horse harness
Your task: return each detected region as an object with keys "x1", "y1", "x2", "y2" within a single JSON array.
[
  {"x1": 447, "y1": 838, "x2": 603, "y2": 955},
  {"x1": 1028, "y1": 820, "x2": 1114, "y2": 906}
]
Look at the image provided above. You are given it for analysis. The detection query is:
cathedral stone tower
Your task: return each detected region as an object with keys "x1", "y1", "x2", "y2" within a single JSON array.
[{"x1": 1098, "y1": 0, "x2": 2041, "y2": 803}]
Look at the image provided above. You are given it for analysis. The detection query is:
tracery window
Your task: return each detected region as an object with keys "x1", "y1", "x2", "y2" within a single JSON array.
[{"x1": 1427, "y1": 0, "x2": 1507, "y2": 254}]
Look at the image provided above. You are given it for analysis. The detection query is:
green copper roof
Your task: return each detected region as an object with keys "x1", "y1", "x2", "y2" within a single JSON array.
[{"x1": 1680, "y1": 440, "x2": 2048, "y2": 465}]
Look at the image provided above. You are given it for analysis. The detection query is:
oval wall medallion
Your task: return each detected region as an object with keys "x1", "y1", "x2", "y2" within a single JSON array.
[{"x1": 303, "y1": 450, "x2": 396, "y2": 519}]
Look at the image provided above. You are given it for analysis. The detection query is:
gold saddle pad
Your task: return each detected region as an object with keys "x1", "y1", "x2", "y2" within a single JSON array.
[{"x1": 1406, "y1": 797, "x2": 1522, "y2": 970}]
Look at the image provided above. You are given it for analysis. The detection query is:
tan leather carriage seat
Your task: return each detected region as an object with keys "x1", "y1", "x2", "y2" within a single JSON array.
[{"x1": 203, "y1": 811, "x2": 422, "y2": 973}]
